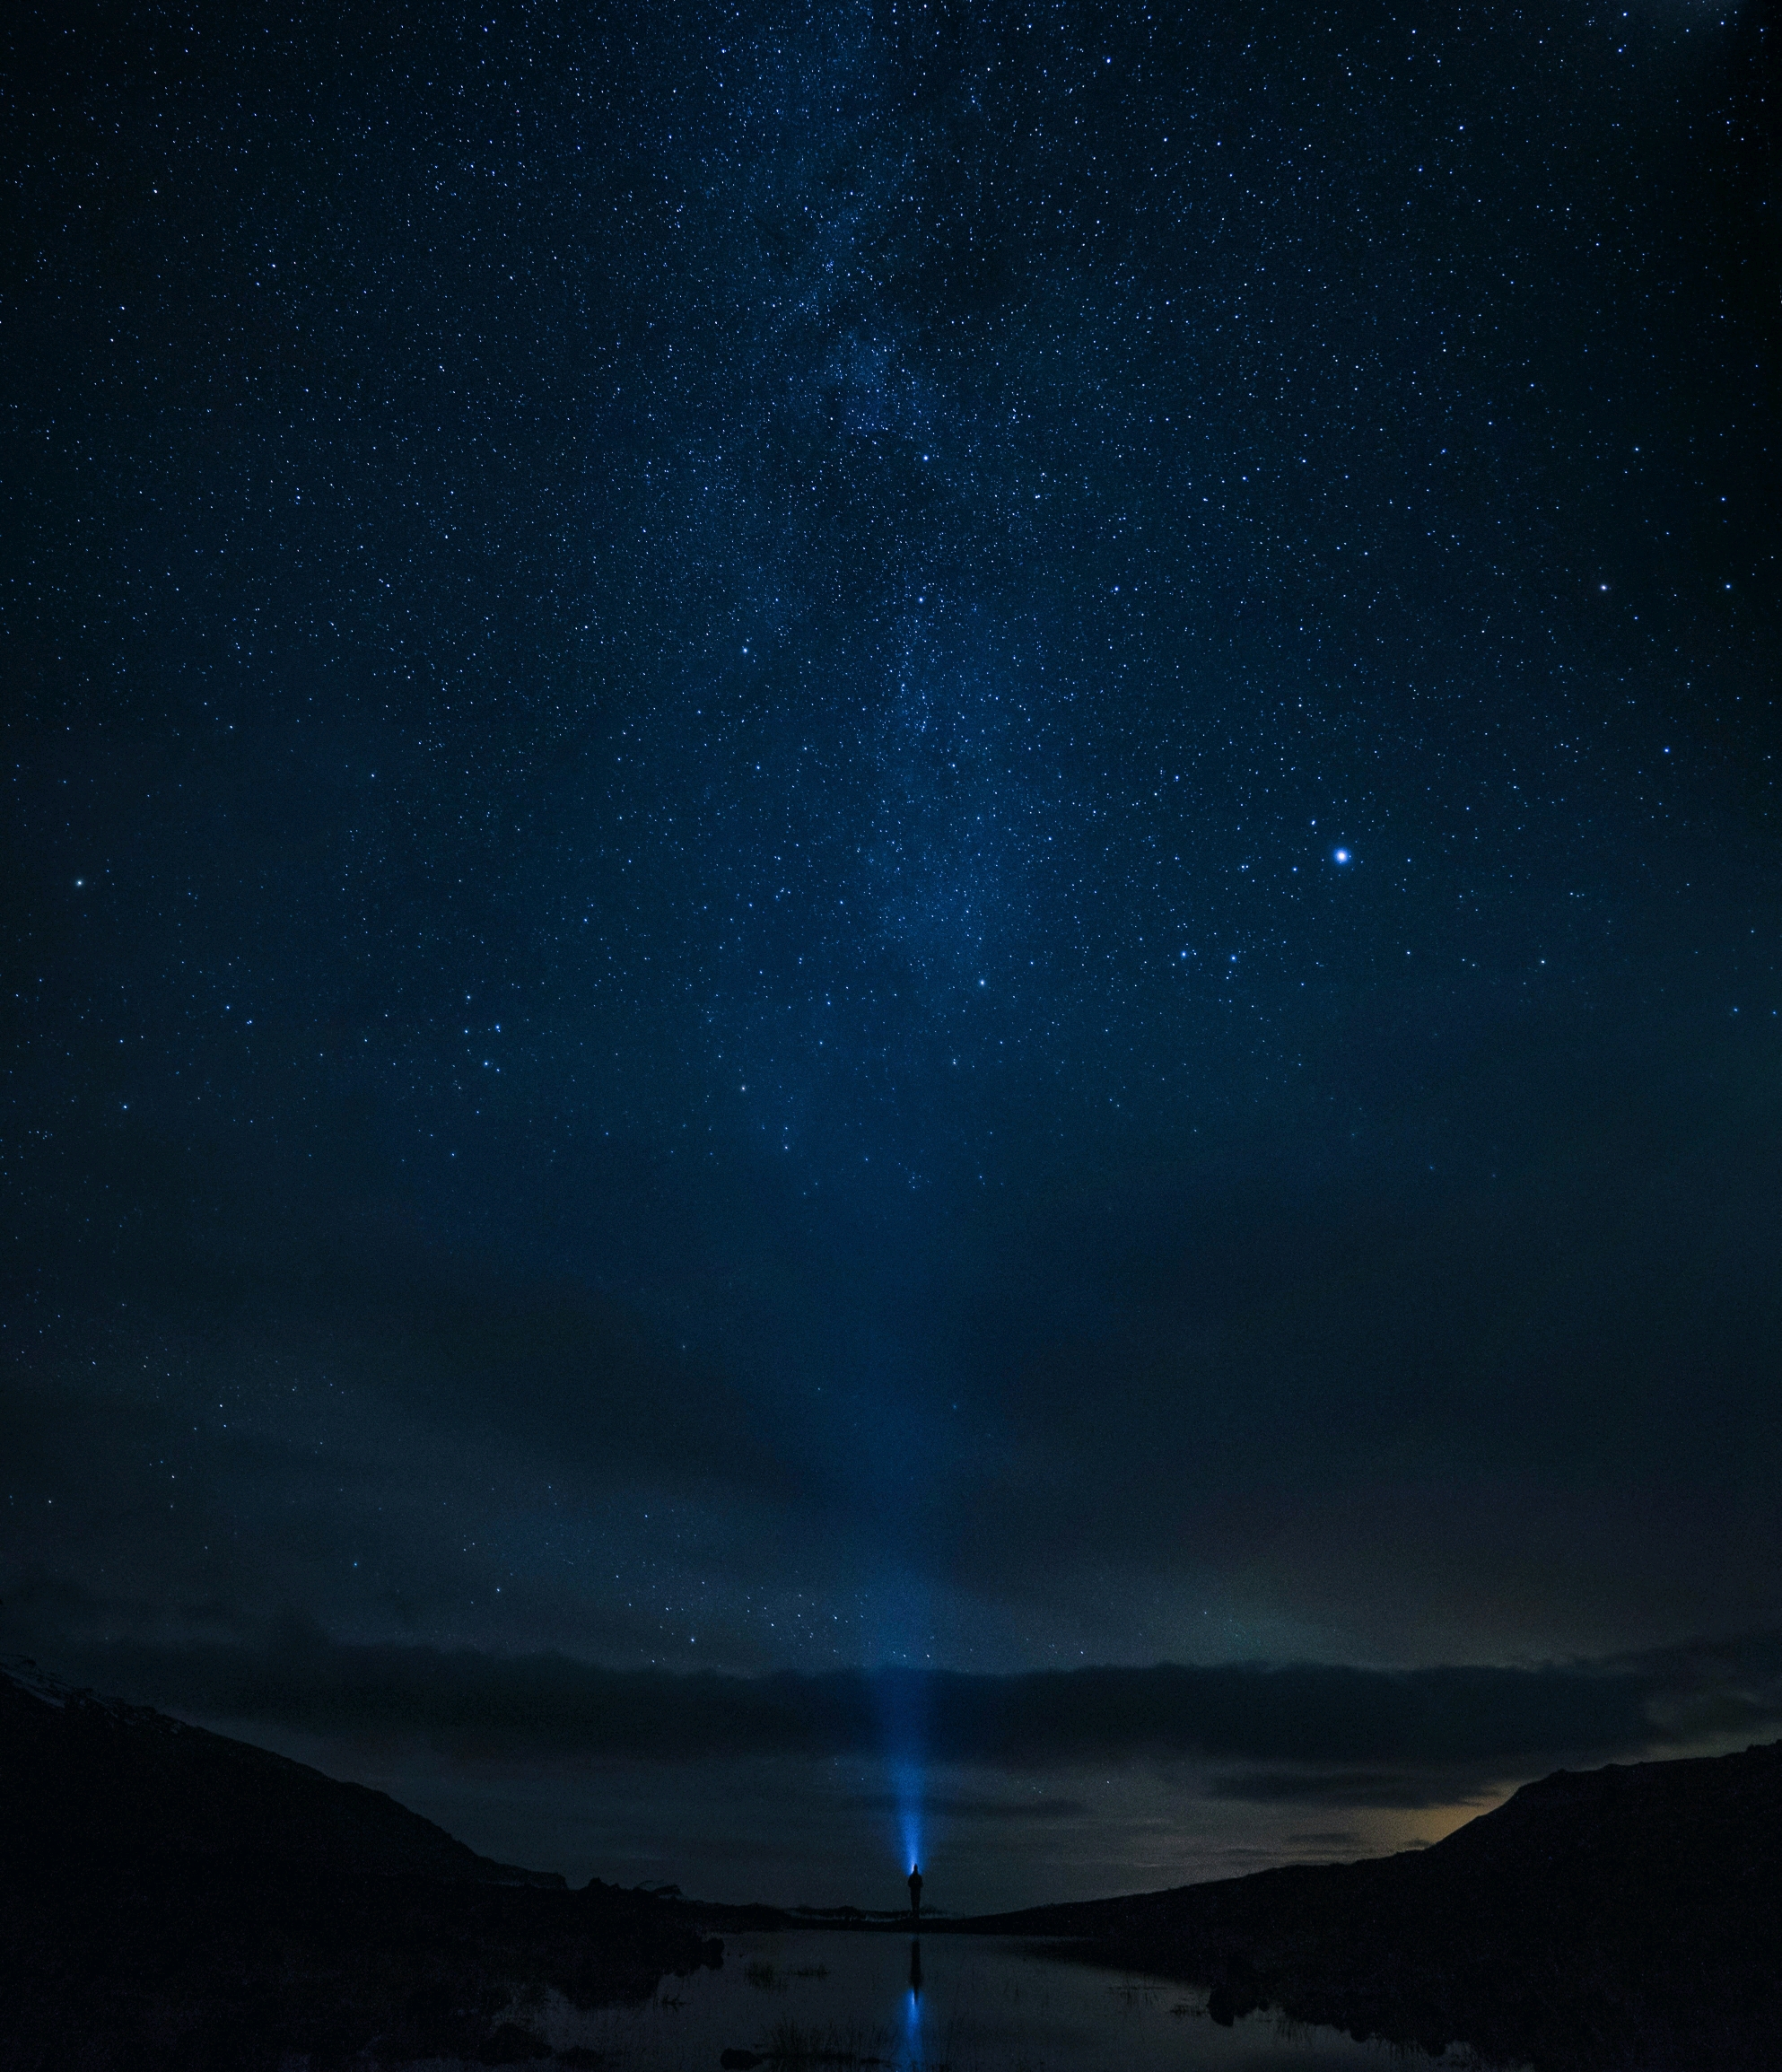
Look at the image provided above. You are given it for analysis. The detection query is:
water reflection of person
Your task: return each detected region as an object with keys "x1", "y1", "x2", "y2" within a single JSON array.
[
  {"x1": 901, "y1": 1943, "x2": 922, "y2": 2072},
  {"x1": 907, "y1": 1863, "x2": 923, "y2": 1920}
]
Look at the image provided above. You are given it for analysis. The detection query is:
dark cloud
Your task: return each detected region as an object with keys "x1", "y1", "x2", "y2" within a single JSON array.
[
  {"x1": 944, "y1": 1012, "x2": 1782, "y2": 1578},
  {"x1": 1210, "y1": 1771, "x2": 1488, "y2": 1810},
  {"x1": 17, "y1": 1622, "x2": 1779, "y2": 1790},
  {"x1": 852, "y1": 1792, "x2": 1088, "y2": 1824},
  {"x1": 12, "y1": 1110, "x2": 797, "y2": 1505}
]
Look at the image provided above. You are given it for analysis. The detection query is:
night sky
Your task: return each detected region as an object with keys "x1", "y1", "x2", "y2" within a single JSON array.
[{"x1": 4, "y1": 0, "x2": 1779, "y2": 1909}]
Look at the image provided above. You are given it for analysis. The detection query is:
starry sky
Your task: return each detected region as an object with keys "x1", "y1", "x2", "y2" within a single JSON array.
[{"x1": 4, "y1": 0, "x2": 1779, "y2": 1907}]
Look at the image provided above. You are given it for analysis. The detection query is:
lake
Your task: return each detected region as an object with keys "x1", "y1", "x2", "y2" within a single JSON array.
[{"x1": 486, "y1": 1926, "x2": 1468, "y2": 2071}]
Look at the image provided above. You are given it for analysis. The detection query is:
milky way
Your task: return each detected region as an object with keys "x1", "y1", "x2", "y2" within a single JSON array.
[{"x1": 4, "y1": 0, "x2": 1778, "y2": 1898}]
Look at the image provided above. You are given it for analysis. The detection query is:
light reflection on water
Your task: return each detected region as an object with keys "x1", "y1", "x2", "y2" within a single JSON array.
[
  {"x1": 493, "y1": 1928, "x2": 1447, "y2": 2072},
  {"x1": 901, "y1": 1937, "x2": 924, "y2": 2071}
]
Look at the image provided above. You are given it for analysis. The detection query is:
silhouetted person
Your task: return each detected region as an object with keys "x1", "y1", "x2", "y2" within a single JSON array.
[
  {"x1": 907, "y1": 1863, "x2": 923, "y2": 1921},
  {"x1": 908, "y1": 1938, "x2": 922, "y2": 1998}
]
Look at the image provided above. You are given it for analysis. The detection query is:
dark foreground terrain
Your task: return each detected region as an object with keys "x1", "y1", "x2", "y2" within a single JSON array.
[
  {"x1": 0, "y1": 1662, "x2": 715, "y2": 2070},
  {"x1": 966, "y1": 1740, "x2": 1782, "y2": 2070},
  {"x1": 7, "y1": 1658, "x2": 1778, "y2": 2072}
]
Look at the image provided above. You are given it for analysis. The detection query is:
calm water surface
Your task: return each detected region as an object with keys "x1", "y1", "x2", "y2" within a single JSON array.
[{"x1": 494, "y1": 1928, "x2": 1457, "y2": 2072}]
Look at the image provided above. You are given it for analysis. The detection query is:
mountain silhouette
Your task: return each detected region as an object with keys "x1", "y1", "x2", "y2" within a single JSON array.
[
  {"x1": 0, "y1": 1657, "x2": 558, "y2": 1884},
  {"x1": 0, "y1": 1660, "x2": 715, "y2": 2069},
  {"x1": 964, "y1": 1738, "x2": 1782, "y2": 2068}
]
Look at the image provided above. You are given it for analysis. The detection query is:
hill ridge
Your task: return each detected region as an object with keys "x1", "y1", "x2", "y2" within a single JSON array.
[
  {"x1": 957, "y1": 1737, "x2": 1782, "y2": 2068},
  {"x1": 0, "y1": 1655, "x2": 562, "y2": 1885}
]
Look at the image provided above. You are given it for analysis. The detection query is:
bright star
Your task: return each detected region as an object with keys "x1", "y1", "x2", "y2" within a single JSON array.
[{"x1": 1333, "y1": 848, "x2": 1351, "y2": 864}]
